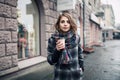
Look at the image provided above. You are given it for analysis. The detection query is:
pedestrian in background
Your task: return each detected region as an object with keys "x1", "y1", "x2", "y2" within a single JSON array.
[{"x1": 47, "y1": 12, "x2": 84, "y2": 80}]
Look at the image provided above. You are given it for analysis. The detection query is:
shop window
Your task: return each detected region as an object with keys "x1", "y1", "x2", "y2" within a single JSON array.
[{"x1": 17, "y1": 0, "x2": 40, "y2": 60}]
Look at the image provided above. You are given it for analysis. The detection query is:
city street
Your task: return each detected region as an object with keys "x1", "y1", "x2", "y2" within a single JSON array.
[
  {"x1": 83, "y1": 40, "x2": 120, "y2": 80},
  {"x1": 1, "y1": 40, "x2": 120, "y2": 80}
]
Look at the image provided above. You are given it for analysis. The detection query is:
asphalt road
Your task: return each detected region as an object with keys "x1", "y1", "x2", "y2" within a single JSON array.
[{"x1": 83, "y1": 40, "x2": 120, "y2": 80}]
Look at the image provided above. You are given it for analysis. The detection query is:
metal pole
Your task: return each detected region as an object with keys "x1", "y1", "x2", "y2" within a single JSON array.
[{"x1": 82, "y1": 0, "x2": 85, "y2": 48}]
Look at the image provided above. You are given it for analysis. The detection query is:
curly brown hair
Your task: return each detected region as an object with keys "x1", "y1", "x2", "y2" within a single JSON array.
[{"x1": 54, "y1": 13, "x2": 77, "y2": 33}]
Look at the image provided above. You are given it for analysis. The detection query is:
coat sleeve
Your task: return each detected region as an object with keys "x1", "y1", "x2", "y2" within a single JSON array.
[
  {"x1": 78, "y1": 35, "x2": 84, "y2": 71},
  {"x1": 47, "y1": 37, "x2": 62, "y2": 65}
]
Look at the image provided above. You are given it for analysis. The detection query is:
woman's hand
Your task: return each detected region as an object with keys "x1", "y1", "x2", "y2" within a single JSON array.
[{"x1": 56, "y1": 39, "x2": 65, "y2": 51}]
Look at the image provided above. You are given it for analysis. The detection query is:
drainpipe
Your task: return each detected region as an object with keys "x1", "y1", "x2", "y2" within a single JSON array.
[{"x1": 82, "y1": 0, "x2": 85, "y2": 48}]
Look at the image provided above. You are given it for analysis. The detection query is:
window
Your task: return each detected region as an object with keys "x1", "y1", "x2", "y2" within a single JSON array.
[
  {"x1": 49, "y1": 0, "x2": 57, "y2": 10},
  {"x1": 106, "y1": 31, "x2": 108, "y2": 37},
  {"x1": 17, "y1": 0, "x2": 40, "y2": 60}
]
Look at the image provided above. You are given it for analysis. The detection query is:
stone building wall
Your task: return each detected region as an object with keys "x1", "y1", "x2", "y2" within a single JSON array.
[
  {"x1": 0, "y1": 0, "x2": 18, "y2": 76},
  {"x1": 84, "y1": 4, "x2": 92, "y2": 46}
]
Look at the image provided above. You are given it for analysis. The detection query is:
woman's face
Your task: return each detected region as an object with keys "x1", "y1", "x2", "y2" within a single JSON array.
[{"x1": 59, "y1": 16, "x2": 70, "y2": 32}]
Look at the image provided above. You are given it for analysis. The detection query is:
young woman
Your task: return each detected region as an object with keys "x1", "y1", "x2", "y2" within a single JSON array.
[{"x1": 47, "y1": 13, "x2": 84, "y2": 80}]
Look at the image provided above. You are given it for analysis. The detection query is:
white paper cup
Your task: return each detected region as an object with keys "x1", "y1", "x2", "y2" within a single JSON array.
[{"x1": 60, "y1": 38, "x2": 65, "y2": 45}]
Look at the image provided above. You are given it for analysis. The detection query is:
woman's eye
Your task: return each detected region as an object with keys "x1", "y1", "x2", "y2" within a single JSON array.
[
  {"x1": 60, "y1": 20, "x2": 70, "y2": 23},
  {"x1": 60, "y1": 20, "x2": 65, "y2": 23},
  {"x1": 67, "y1": 20, "x2": 70, "y2": 23}
]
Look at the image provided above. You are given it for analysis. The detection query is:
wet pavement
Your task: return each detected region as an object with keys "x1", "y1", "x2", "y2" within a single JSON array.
[
  {"x1": 83, "y1": 40, "x2": 120, "y2": 80},
  {"x1": 0, "y1": 40, "x2": 120, "y2": 80},
  {"x1": 0, "y1": 62, "x2": 54, "y2": 80}
]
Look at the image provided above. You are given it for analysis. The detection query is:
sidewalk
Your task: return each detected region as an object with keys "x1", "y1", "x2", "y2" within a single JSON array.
[{"x1": 0, "y1": 61, "x2": 54, "y2": 80}]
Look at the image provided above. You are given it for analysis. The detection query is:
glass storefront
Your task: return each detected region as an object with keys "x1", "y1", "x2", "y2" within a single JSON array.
[{"x1": 17, "y1": 0, "x2": 40, "y2": 60}]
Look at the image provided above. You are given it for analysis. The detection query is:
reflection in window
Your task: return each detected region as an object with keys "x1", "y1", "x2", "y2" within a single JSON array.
[{"x1": 17, "y1": 0, "x2": 40, "y2": 60}]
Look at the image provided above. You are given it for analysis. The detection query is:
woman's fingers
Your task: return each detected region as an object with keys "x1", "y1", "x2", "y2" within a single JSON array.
[
  {"x1": 56, "y1": 43, "x2": 65, "y2": 50},
  {"x1": 56, "y1": 39, "x2": 65, "y2": 50},
  {"x1": 57, "y1": 42, "x2": 64, "y2": 46},
  {"x1": 58, "y1": 45, "x2": 64, "y2": 49},
  {"x1": 56, "y1": 45, "x2": 63, "y2": 51}
]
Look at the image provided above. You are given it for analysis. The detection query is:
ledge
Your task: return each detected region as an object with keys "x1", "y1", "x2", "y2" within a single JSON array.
[
  {"x1": 18, "y1": 56, "x2": 47, "y2": 69},
  {"x1": 0, "y1": 67, "x2": 18, "y2": 77}
]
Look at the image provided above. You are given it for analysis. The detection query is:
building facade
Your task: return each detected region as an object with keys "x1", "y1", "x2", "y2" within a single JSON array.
[
  {"x1": 83, "y1": 0, "x2": 102, "y2": 48},
  {"x1": 0, "y1": 0, "x2": 106, "y2": 76},
  {"x1": 102, "y1": 4, "x2": 115, "y2": 27},
  {"x1": 0, "y1": 0, "x2": 84, "y2": 76},
  {"x1": 101, "y1": 4, "x2": 115, "y2": 40}
]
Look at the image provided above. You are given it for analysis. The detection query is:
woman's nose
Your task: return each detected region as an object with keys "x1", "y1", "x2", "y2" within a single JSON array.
[
  {"x1": 64, "y1": 21, "x2": 68, "y2": 25},
  {"x1": 64, "y1": 24, "x2": 67, "y2": 26}
]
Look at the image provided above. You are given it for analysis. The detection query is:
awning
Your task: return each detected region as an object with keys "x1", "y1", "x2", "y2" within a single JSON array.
[
  {"x1": 113, "y1": 29, "x2": 120, "y2": 33},
  {"x1": 100, "y1": 26, "x2": 114, "y2": 30},
  {"x1": 90, "y1": 13, "x2": 100, "y2": 25}
]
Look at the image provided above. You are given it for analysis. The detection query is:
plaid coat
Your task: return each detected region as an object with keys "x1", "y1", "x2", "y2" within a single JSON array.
[{"x1": 47, "y1": 33, "x2": 84, "y2": 80}]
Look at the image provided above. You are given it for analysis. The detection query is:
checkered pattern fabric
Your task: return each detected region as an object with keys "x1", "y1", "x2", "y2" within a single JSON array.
[{"x1": 47, "y1": 31, "x2": 84, "y2": 80}]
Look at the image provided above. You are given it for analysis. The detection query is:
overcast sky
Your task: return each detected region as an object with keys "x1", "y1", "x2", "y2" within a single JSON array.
[{"x1": 101, "y1": 0, "x2": 120, "y2": 24}]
